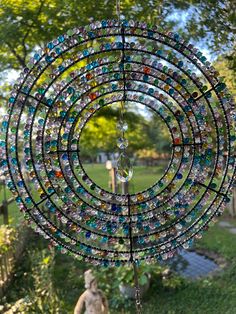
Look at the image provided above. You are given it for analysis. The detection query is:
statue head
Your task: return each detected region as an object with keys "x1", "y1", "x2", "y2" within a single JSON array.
[{"x1": 84, "y1": 269, "x2": 97, "y2": 292}]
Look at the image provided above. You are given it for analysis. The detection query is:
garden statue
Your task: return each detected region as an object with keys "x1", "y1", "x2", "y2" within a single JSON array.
[{"x1": 74, "y1": 269, "x2": 109, "y2": 314}]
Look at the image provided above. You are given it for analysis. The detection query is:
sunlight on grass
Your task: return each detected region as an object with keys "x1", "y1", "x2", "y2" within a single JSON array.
[{"x1": 83, "y1": 163, "x2": 167, "y2": 193}]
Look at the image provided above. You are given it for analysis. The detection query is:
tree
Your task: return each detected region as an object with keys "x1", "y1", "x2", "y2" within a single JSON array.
[
  {"x1": 79, "y1": 105, "x2": 156, "y2": 160},
  {"x1": 0, "y1": 0, "x2": 234, "y2": 74},
  {"x1": 214, "y1": 55, "x2": 236, "y2": 97}
]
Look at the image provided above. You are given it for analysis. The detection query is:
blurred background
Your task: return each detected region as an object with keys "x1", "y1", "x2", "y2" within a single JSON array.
[{"x1": 0, "y1": 1, "x2": 235, "y2": 313}]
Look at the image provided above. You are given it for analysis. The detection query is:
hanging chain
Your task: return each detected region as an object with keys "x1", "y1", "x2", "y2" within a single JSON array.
[
  {"x1": 128, "y1": 195, "x2": 142, "y2": 314},
  {"x1": 133, "y1": 262, "x2": 142, "y2": 314},
  {"x1": 116, "y1": 3, "x2": 142, "y2": 311}
]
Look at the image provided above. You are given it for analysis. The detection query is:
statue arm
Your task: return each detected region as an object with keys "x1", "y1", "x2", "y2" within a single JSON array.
[
  {"x1": 101, "y1": 292, "x2": 109, "y2": 314},
  {"x1": 74, "y1": 292, "x2": 86, "y2": 314}
]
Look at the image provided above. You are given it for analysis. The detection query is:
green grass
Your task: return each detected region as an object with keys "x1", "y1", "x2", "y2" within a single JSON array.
[
  {"x1": 4, "y1": 218, "x2": 236, "y2": 314},
  {"x1": 83, "y1": 163, "x2": 166, "y2": 193},
  {"x1": 139, "y1": 222, "x2": 236, "y2": 314},
  {"x1": 0, "y1": 164, "x2": 166, "y2": 226},
  {"x1": 2, "y1": 164, "x2": 236, "y2": 313}
]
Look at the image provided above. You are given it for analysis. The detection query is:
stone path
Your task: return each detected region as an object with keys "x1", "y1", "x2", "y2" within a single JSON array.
[
  {"x1": 167, "y1": 250, "x2": 219, "y2": 279},
  {"x1": 165, "y1": 219, "x2": 236, "y2": 280},
  {"x1": 218, "y1": 221, "x2": 232, "y2": 228},
  {"x1": 229, "y1": 228, "x2": 236, "y2": 234},
  {"x1": 218, "y1": 220, "x2": 236, "y2": 235}
]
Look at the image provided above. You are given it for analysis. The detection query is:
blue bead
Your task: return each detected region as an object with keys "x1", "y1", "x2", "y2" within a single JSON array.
[
  {"x1": 105, "y1": 43, "x2": 111, "y2": 50},
  {"x1": 34, "y1": 53, "x2": 40, "y2": 61},
  {"x1": 11, "y1": 158, "x2": 17, "y2": 165},
  {"x1": 148, "y1": 88, "x2": 154, "y2": 94},
  {"x1": 47, "y1": 42, "x2": 54, "y2": 49},
  {"x1": 47, "y1": 99, "x2": 53, "y2": 106},
  {"x1": 2, "y1": 121, "x2": 8, "y2": 128},
  {"x1": 28, "y1": 106, "x2": 35, "y2": 114},
  {"x1": 101, "y1": 20, "x2": 107, "y2": 27},
  {"x1": 177, "y1": 173, "x2": 183, "y2": 179},
  {"x1": 148, "y1": 31, "x2": 154, "y2": 37},
  {"x1": 58, "y1": 65, "x2": 64, "y2": 72},
  {"x1": 9, "y1": 97, "x2": 15, "y2": 103},
  {"x1": 62, "y1": 153, "x2": 68, "y2": 161},
  {"x1": 45, "y1": 55, "x2": 53, "y2": 63},
  {"x1": 122, "y1": 20, "x2": 129, "y2": 27},
  {"x1": 55, "y1": 47, "x2": 62, "y2": 55},
  {"x1": 58, "y1": 35, "x2": 65, "y2": 43},
  {"x1": 174, "y1": 33, "x2": 179, "y2": 40},
  {"x1": 85, "y1": 231, "x2": 91, "y2": 239},
  {"x1": 169, "y1": 89, "x2": 175, "y2": 95},
  {"x1": 103, "y1": 260, "x2": 109, "y2": 267},
  {"x1": 101, "y1": 236, "x2": 108, "y2": 243},
  {"x1": 77, "y1": 187, "x2": 85, "y2": 194},
  {"x1": 38, "y1": 119, "x2": 44, "y2": 125},
  {"x1": 17, "y1": 181, "x2": 24, "y2": 187},
  {"x1": 48, "y1": 187, "x2": 54, "y2": 193},
  {"x1": 83, "y1": 49, "x2": 89, "y2": 56},
  {"x1": 16, "y1": 196, "x2": 22, "y2": 203},
  {"x1": 25, "y1": 197, "x2": 32, "y2": 204},
  {"x1": 10, "y1": 146, "x2": 16, "y2": 152},
  {"x1": 65, "y1": 187, "x2": 71, "y2": 193},
  {"x1": 116, "y1": 42, "x2": 123, "y2": 49},
  {"x1": 88, "y1": 31, "x2": 95, "y2": 38},
  {"x1": 50, "y1": 207, "x2": 56, "y2": 213}
]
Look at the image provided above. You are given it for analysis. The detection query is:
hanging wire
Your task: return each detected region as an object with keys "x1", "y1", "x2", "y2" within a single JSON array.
[
  {"x1": 116, "y1": 1, "x2": 142, "y2": 312},
  {"x1": 128, "y1": 195, "x2": 142, "y2": 314},
  {"x1": 116, "y1": 0, "x2": 121, "y2": 24}
]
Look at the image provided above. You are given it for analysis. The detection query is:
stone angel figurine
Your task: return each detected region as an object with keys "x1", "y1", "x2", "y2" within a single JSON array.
[{"x1": 74, "y1": 269, "x2": 109, "y2": 314}]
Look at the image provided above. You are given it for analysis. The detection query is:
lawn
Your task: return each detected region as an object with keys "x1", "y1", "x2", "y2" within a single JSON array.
[
  {"x1": 2, "y1": 164, "x2": 236, "y2": 313},
  {"x1": 0, "y1": 164, "x2": 166, "y2": 225},
  {"x1": 2, "y1": 215, "x2": 236, "y2": 314},
  {"x1": 83, "y1": 163, "x2": 166, "y2": 193}
]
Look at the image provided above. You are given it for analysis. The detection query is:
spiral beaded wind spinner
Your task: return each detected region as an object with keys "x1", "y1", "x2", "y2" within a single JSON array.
[{"x1": 1, "y1": 0, "x2": 235, "y2": 312}]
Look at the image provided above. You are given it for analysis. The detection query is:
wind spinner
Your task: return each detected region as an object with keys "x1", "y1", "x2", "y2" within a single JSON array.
[{"x1": 1, "y1": 11, "x2": 235, "y2": 314}]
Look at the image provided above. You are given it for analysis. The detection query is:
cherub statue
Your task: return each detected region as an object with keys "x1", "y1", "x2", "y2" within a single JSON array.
[{"x1": 74, "y1": 269, "x2": 109, "y2": 314}]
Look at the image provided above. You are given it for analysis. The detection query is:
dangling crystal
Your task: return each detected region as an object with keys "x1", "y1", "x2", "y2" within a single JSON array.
[
  {"x1": 116, "y1": 153, "x2": 133, "y2": 182},
  {"x1": 117, "y1": 121, "x2": 128, "y2": 132},
  {"x1": 117, "y1": 137, "x2": 128, "y2": 149}
]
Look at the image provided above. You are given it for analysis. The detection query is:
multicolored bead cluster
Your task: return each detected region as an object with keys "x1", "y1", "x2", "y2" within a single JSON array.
[{"x1": 1, "y1": 19, "x2": 235, "y2": 266}]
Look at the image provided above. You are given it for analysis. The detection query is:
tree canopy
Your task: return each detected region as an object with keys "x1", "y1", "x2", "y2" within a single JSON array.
[
  {"x1": 0, "y1": 0, "x2": 235, "y2": 74},
  {"x1": 0, "y1": 0, "x2": 234, "y2": 154}
]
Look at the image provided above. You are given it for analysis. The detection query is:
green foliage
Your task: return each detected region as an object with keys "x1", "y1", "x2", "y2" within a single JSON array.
[
  {"x1": 214, "y1": 56, "x2": 236, "y2": 97},
  {"x1": 0, "y1": 225, "x2": 16, "y2": 254},
  {"x1": 3, "y1": 241, "x2": 65, "y2": 313},
  {"x1": 80, "y1": 104, "x2": 171, "y2": 159},
  {"x1": 171, "y1": 1, "x2": 235, "y2": 55},
  {"x1": 4, "y1": 220, "x2": 236, "y2": 313},
  {"x1": 0, "y1": 0, "x2": 234, "y2": 74},
  {"x1": 114, "y1": 264, "x2": 163, "y2": 287}
]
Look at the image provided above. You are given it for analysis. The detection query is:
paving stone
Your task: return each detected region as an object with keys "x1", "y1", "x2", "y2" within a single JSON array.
[
  {"x1": 218, "y1": 221, "x2": 233, "y2": 228},
  {"x1": 229, "y1": 228, "x2": 236, "y2": 234},
  {"x1": 167, "y1": 250, "x2": 219, "y2": 279}
]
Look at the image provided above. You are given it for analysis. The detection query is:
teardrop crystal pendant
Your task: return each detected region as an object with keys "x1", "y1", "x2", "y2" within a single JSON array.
[
  {"x1": 117, "y1": 121, "x2": 128, "y2": 132},
  {"x1": 116, "y1": 153, "x2": 133, "y2": 182},
  {"x1": 117, "y1": 137, "x2": 128, "y2": 149}
]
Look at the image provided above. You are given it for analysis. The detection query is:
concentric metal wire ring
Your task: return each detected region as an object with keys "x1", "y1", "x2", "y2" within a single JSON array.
[{"x1": 1, "y1": 20, "x2": 235, "y2": 266}]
